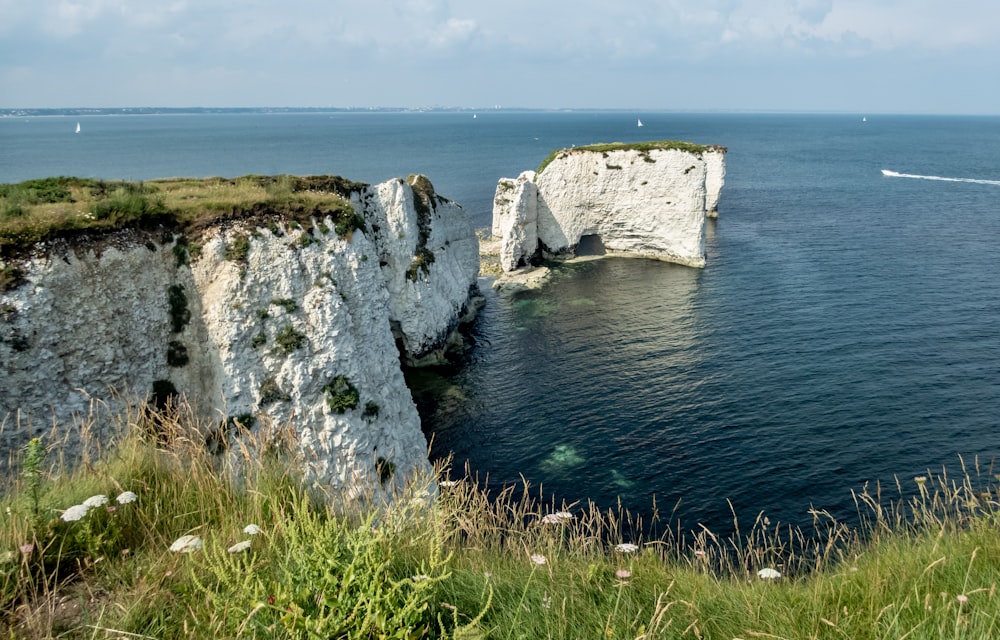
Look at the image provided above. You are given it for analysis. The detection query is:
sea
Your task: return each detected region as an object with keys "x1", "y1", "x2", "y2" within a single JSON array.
[{"x1": 2, "y1": 110, "x2": 999, "y2": 535}]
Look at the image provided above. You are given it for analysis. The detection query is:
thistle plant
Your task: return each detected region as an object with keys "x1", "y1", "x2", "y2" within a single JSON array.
[{"x1": 22, "y1": 438, "x2": 47, "y2": 537}]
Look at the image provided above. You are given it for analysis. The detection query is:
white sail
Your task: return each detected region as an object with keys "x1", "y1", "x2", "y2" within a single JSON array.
[
  {"x1": 637, "y1": 119, "x2": 644, "y2": 127},
  {"x1": 75, "y1": 122, "x2": 81, "y2": 133}
]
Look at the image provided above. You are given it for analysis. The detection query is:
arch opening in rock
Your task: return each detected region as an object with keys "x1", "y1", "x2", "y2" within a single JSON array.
[{"x1": 575, "y1": 234, "x2": 606, "y2": 256}]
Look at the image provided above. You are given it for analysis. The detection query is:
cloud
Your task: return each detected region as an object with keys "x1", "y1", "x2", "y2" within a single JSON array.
[{"x1": 3, "y1": 0, "x2": 1000, "y2": 110}]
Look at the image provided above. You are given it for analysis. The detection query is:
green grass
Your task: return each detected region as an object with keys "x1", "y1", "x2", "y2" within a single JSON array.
[
  {"x1": 1, "y1": 404, "x2": 998, "y2": 638},
  {"x1": 536, "y1": 141, "x2": 717, "y2": 175},
  {"x1": 0, "y1": 175, "x2": 366, "y2": 258}
]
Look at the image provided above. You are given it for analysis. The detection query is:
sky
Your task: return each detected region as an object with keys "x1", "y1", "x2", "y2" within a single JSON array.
[{"x1": 1, "y1": 0, "x2": 999, "y2": 114}]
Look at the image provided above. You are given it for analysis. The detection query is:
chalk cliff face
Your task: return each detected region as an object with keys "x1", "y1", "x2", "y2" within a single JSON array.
[
  {"x1": 493, "y1": 144, "x2": 726, "y2": 271},
  {"x1": 0, "y1": 175, "x2": 479, "y2": 491}
]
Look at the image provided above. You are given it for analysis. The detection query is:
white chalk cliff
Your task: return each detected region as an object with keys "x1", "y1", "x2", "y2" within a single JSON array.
[
  {"x1": 0, "y1": 175, "x2": 479, "y2": 491},
  {"x1": 493, "y1": 143, "x2": 726, "y2": 271}
]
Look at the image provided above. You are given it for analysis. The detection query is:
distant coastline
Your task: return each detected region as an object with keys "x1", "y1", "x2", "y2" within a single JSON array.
[{"x1": 1, "y1": 106, "x2": 649, "y2": 118}]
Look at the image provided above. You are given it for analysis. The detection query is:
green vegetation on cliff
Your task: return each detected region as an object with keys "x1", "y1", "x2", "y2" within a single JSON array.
[
  {"x1": 536, "y1": 141, "x2": 719, "y2": 175},
  {"x1": 0, "y1": 175, "x2": 367, "y2": 258},
  {"x1": 2, "y1": 404, "x2": 999, "y2": 638}
]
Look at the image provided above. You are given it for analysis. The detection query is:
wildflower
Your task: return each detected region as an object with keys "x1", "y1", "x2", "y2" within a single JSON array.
[
  {"x1": 243, "y1": 524, "x2": 262, "y2": 535},
  {"x1": 914, "y1": 476, "x2": 928, "y2": 485},
  {"x1": 757, "y1": 568, "x2": 781, "y2": 580},
  {"x1": 615, "y1": 569, "x2": 632, "y2": 579},
  {"x1": 19, "y1": 543, "x2": 34, "y2": 555},
  {"x1": 83, "y1": 494, "x2": 108, "y2": 508},
  {"x1": 542, "y1": 593, "x2": 552, "y2": 609},
  {"x1": 227, "y1": 540, "x2": 252, "y2": 553},
  {"x1": 411, "y1": 574, "x2": 430, "y2": 582},
  {"x1": 61, "y1": 504, "x2": 89, "y2": 522},
  {"x1": 116, "y1": 491, "x2": 138, "y2": 505},
  {"x1": 957, "y1": 594, "x2": 969, "y2": 604},
  {"x1": 484, "y1": 572, "x2": 493, "y2": 579},
  {"x1": 615, "y1": 543, "x2": 639, "y2": 553},
  {"x1": 439, "y1": 480, "x2": 458, "y2": 487},
  {"x1": 694, "y1": 549, "x2": 706, "y2": 557},
  {"x1": 541, "y1": 514, "x2": 563, "y2": 524},
  {"x1": 169, "y1": 535, "x2": 203, "y2": 553},
  {"x1": 530, "y1": 553, "x2": 547, "y2": 565}
]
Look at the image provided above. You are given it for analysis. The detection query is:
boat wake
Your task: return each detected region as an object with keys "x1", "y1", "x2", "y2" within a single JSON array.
[{"x1": 881, "y1": 168, "x2": 1000, "y2": 186}]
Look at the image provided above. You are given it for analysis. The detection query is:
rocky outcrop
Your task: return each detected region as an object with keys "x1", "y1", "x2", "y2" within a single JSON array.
[
  {"x1": 493, "y1": 142, "x2": 726, "y2": 271},
  {"x1": 0, "y1": 175, "x2": 479, "y2": 492}
]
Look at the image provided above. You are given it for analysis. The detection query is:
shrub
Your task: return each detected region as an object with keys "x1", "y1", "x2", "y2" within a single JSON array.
[
  {"x1": 405, "y1": 248, "x2": 436, "y2": 281},
  {"x1": 275, "y1": 325, "x2": 306, "y2": 354},
  {"x1": 259, "y1": 376, "x2": 289, "y2": 405},
  {"x1": 270, "y1": 298, "x2": 298, "y2": 313},
  {"x1": 150, "y1": 379, "x2": 178, "y2": 410},
  {"x1": 166, "y1": 340, "x2": 189, "y2": 367},
  {"x1": 223, "y1": 232, "x2": 250, "y2": 263},
  {"x1": 167, "y1": 284, "x2": 190, "y2": 333},
  {"x1": 363, "y1": 401, "x2": 380, "y2": 420},
  {"x1": 323, "y1": 375, "x2": 359, "y2": 413}
]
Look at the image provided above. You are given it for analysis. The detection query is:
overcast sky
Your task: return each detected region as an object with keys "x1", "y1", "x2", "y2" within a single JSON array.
[{"x1": 2, "y1": 0, "x2": 998, "y2": 114}]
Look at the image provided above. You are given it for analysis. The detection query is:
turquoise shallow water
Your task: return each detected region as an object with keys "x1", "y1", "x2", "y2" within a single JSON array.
[{"x1": 4, "y1": 111, "x2": 1000, "y2": 533}]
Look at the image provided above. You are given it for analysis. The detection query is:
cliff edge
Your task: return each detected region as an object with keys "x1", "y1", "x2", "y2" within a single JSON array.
[{"x1": 0, "y1": 174, "x2": 479, "y2": 492}]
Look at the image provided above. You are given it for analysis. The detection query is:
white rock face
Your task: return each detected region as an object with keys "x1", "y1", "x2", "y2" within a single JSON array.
[
  {"x1": 493, "y1": 144, "x2": 726, "y2": 270},
  {"x1": 705, "y1": 147, "x2": 726, "y2": 218},
  {"x1": 0, "y1": 176, "x2": 479, "y2": 492},
  {"x1": 355, "y1": 176, "x2": 480, "y2": 364}
]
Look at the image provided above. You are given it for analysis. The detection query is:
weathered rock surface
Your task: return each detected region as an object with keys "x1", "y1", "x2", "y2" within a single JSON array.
[
  {"x1": 492, "y1": 144, "x2": 726, "y2": 271},
  {"x1": 0, "y1": 175, "x2": 479, "y2": 492}
]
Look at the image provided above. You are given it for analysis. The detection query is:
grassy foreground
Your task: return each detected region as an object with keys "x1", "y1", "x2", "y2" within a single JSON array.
[{"x1": 2, "y1": 404, "x2": 999, "y2": 639}]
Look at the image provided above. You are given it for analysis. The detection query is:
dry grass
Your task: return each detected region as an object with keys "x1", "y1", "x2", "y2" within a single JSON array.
[
  {"x1": 0, "y1": 175, "x2": 361, "y2": 257},
  {"x1": 1, "y1": 400, "x2": 999, "y2": 638}
]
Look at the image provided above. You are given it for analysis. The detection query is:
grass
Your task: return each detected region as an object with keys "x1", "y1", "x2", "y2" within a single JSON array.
[
  {"x1": 536, "y1": 141, "x2": 720, "y2": 175},
  {"x1": 0, "y1": 175, "x2": 365, "y2": 258},
  {"x1": 1, "y1": 403, "x2": 999, "y2": 638}
]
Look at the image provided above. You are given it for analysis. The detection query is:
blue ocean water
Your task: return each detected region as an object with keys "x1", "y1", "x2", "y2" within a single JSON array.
[{"x1": 3, "y1": 111, "x2": 999, "y2": 532}]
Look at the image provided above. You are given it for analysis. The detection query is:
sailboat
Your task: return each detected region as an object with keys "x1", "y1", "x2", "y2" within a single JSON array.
[
  {"x1": 75, "y1": 122, "x2": 81, "y2": 133},
  {"x1": 637, "y1": 119, "x2": 644, "y2": 127}
]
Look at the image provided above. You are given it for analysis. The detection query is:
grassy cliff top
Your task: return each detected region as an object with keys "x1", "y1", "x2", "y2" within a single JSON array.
[
  {"x1": 0, "y1": 174, "x2": 367, "y2": 259},
  {"x1": 536, "y1": 140, "x2": 725, "y2": 174}
]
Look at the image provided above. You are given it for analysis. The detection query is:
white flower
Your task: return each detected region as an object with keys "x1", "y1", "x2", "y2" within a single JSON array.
[
  {"x1": 542, "y1": 511, "x2": 574, "y2": 524},
  {"x1": 615, "y1": 543, "x2": 639, "y2": 553},
  {"x1": 243, "y1": 524, "x2": 262, "y2": 535},
  {"x1": 116, "y1": 491, "x2": 138, "y2": 505},
  {"x1": 439, "y1": 480, "x2": 458, "y2": 487},
  {"x1": 757, "y1": 567, "x2": 781, "y2": 580},
  {"x1": 530, "y1": 553, "x2": 547, "y2": 565},
  {"x1": 615, "y1": 569, "x2": 632, "y2": 579},
  {"x1": 956, "y1": 594, "x2": 969, "y2": 604},
  {"x1": 61, "y1": 504, "x2": 89, "y2": 522},
  {"x1": 411, "y1": 574, "x2": 430, "y2": 581},
  {"x1": 83, "y1": 494, "x2": 108, "y2": 508},
  {"x1": 227, "y1": 540, "x2": 252, "y2": 553},
  {"x1": 169, "y1": 535, "x2": 203, "y2": 553}
]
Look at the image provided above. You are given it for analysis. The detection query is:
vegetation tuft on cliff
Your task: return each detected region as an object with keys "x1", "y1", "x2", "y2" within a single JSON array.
[{"x1": 0, "y1": 175, "x2": 368, "y2": 259}]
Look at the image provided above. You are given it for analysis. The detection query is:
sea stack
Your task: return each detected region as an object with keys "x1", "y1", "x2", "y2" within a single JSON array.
[{"x1": 492, "y1": 141, "x2": 726, "y2": 271}]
